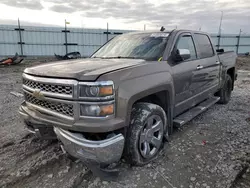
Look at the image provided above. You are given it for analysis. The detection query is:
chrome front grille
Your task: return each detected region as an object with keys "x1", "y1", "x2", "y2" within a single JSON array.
[
  {"x1": 23, "y1": 78, "x2": 73, "y2": 95},
  {"x1": 22, "y1": 73, "x2": 115, "y2": 120},
  {"x1": 24, "y1": 92, "x2": 74, "y2": 117}
]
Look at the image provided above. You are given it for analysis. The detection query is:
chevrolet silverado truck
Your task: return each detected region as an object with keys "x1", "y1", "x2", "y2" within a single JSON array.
[{"x1": 19, "y1": 29, "x2": 237, "y2": 167}]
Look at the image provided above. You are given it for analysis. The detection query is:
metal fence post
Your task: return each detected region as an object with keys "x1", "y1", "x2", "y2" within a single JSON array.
[
  {"x1": 217, "y1": 35, "x2": 221, "y2": 50},
  {"x1": 103, "y1": 23, "x2": 110, "y2": 43},
  {"x1": 106, "y1": 22, "x2": 109, "y2": 42},
  {"x1": 16, "y1": 18, "x2": 24, "y2": 56},
  {"x1": 236, "y1": 29, "x2": 242, "y2": 54},
  {"x1": 217, "y1": 11, "x2": 223, "y2": 50},
  {"x1": 65, "y1": 19, "x2": 68, "y2": 54}
]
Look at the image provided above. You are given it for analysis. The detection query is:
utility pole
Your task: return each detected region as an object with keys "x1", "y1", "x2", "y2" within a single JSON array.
[
  {"x1": 144, "y1": 24, "x2": 146, "y2": 31},
  {"x1": 217, "y1": 11, "x2": 223, "y2": 49},
  {"x1": 236, "y1": 29, "x2": 242, "y2": 54}
]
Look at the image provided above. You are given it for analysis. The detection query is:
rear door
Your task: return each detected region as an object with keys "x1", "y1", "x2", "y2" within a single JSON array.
[{"x1": 192, "y1": 33, "x2": 220, "y2": 96}]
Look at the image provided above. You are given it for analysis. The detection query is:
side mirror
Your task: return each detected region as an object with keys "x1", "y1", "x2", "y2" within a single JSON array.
[
  {"x1": 172, "y1": 49, "x2": 191, "y2": 62},
  {"x1": 178, "y1": 49, "x2": 191, "y2": 60}
]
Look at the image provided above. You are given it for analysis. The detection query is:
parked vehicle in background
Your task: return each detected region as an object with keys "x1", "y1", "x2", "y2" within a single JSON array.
[{"x1": 19, "y1": 29, "x2": 237, "y2": 170}]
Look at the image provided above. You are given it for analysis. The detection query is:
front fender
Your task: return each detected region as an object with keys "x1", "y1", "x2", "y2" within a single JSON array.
[{"x1": 116, "y1": 72, "x2": 174, "y2": 128}]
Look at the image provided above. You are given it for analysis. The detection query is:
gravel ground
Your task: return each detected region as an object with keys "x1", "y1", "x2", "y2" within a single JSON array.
[
  {"x1": 0, "y1": 58, "x2": 250, "y2": 188},
  {"x1": 237, "y1": 56, "x2": 250, "y2": 71}
]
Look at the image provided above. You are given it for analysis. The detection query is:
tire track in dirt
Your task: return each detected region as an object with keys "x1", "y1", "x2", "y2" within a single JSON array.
[
  {"x1": 0, "y1": 133, "x2": 88, "y2": 188},
  {"x1": 231, "y1": 119, "x2": 250, "y2": 188},
  {"x1": 0, "y1": 60, "x2": 88, "y2": 188}
]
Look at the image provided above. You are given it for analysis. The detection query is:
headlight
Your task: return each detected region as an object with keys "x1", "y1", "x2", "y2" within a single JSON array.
[
  {"x1": 79, "y1": 81, "x2": 114, "y2": 98},
  {"x1": 80, "y1": 103, "x2": 114, "y2": 117}
]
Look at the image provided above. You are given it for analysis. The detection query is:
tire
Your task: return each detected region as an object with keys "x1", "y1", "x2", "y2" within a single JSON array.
[
  {"x1": 125, "y1": 102, "x2": 168, "y2": 166},
  {"x1": 217, "y1": 74, "x2": 233, "y2": 104}
]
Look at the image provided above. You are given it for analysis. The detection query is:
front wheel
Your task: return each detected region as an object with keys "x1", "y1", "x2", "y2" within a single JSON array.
[{"x1": 125, "y1": 103, "x2": 168, "y2": 166}]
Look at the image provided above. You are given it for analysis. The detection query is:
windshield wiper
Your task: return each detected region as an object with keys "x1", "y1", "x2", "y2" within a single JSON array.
[
  {"x1": 92, "y1": 56, "x2": 144, "y2": 59},
  {"x1": 92, "y1": 56, "x2": 104, "y2": 58},
  {"x1": 101, "y1": 56, "x2": 140, "y2": 59}
]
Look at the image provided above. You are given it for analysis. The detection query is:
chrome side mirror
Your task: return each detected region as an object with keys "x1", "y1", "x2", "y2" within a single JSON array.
[{"x1": 178, "y1": 49, "x2": 191, "y2": 60}]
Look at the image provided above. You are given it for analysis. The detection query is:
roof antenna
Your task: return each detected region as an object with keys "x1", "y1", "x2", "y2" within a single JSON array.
[{"x1": 160, "y1": 26, "x2": 165, "y2": 31}]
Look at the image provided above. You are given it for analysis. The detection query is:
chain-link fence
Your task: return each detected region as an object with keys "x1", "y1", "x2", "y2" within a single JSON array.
[{"x1": 0, "y1": 23, "x2": 250, "y2": 57}]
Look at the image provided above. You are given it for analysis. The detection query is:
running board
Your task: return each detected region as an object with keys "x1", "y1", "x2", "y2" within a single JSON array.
[{"x1": 173, "y1": 97, "x2": 220, "y2": 128}]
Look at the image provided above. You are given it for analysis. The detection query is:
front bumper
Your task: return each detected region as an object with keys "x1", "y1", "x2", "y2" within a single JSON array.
[
  {"x1": 20, "y1": 102, "x2": 125, "y2": 164},
  {"x1": 54, "y1": 127, "x2": 125, "y2": 165}
]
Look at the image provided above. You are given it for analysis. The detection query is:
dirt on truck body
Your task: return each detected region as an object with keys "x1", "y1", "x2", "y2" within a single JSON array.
[{"x1": 18, "y1": 30, "x2": 239, "y2": 177}]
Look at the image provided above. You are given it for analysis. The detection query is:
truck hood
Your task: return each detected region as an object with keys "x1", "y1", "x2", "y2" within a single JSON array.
[{"x1": 24, "y1": 58, "x2": 145, "y2": 80}]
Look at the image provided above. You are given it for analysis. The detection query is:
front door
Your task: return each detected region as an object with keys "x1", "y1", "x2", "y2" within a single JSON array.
[{"x1": 170, "y1": 33, "x2": 200, "y2": 116}]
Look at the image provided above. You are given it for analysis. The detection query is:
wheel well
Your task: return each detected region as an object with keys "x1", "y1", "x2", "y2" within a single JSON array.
[
  {"x1": 130, "y1": 90, "x2": 174, "y2": 134},
  {"x1": 135, "y1": 91, "x2": 168, "y2": 113},
  {"x1": 227, "y1": 67, "x2": 235, "y2": 90},
  {"x1": 227, "y1": 67, "x2": 235, "y2": 81}
]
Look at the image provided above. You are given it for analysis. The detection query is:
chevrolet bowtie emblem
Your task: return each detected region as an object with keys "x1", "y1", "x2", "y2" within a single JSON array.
[{"x1": 32, "y1": 89, "x2": 44, "y2": 100}]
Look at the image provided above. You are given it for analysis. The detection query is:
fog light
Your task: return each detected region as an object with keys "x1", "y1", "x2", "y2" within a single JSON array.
[
  {"x1": 80, "y1": 105, "x2": 101, "y2": 116},
  {"x1": 80, "y1": 103, "x2": 114, "y2": 117}
]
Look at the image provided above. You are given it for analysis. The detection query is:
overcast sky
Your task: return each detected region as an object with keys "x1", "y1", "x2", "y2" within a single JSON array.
[{"x1": 0, "y1": 0, "x2": 249, "y2": 33}]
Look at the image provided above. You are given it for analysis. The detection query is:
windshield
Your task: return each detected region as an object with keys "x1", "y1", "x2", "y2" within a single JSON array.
[{"x1": 92, "y1": 33, "x2": 169, "y2": 60}]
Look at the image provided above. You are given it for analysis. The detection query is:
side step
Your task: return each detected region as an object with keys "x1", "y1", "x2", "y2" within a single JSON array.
[{"x1": 173, "y1": 97, "x2": 220, "y2": 128}]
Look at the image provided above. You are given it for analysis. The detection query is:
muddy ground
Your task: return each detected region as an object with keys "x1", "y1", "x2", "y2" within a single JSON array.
[
  {"x1": 236, "y1": 56, "x2": 250, "y2": 71},
  {"x1": 0, "y1": 57, "x2": 250, "y2": 188}
]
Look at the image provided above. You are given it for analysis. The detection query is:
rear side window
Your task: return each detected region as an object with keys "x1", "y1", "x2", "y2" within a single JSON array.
[{"x1": 194, "y1": 34, "x2": 214, "y2": 58}]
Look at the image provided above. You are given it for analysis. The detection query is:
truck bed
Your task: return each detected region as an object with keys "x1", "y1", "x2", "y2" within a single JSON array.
[{"x1": 218, "y1": 51, "x2": 237, "y2": 68}]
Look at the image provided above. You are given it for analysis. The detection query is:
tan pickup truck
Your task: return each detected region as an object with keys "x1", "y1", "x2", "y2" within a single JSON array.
[{"x1": 19, "y1": 29, "x2": 237, "y2": 169}]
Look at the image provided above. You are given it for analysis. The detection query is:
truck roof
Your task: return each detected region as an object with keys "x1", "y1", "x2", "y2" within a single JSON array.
[{"x1": 124, "y1": 29, "x2": 210, "y2": 36}]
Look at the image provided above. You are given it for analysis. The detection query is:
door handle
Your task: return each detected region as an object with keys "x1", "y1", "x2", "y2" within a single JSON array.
[
  {"x1": 196, "y1": 65, "x2": 203, "y2": 70},
  {"x1": 215, "y1": 61, "x2": 220, "y2": 65}
]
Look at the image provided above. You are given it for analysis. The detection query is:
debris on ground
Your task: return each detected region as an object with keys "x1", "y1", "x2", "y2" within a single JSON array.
[
  {"x1": 54, "y1": 52, "x2": 81, "y2": 60},
  {"x1": 10, "y1": 91, "x2": 24, "y2": 97},
  {"x1": 0, "y1": 53, "x2": 24, "y2": 66}
]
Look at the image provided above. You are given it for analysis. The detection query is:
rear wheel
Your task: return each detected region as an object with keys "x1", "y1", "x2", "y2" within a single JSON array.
[
  {"x1": 125, "y1": 103, "x2": 168, "y2": 166},
  {"x1": 217, "y1": 74, "x2": 233, "y2": 104}
]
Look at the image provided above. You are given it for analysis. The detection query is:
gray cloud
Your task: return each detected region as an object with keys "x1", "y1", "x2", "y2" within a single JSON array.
[
  {"x1": 50, "y1": 4, "x2": 75, "y2": 13},
  {"x1": 42, "y1": 0, "x2": 65, "y2": 3},
  {"x1": 0, "y1": 18, "x2": 61, "y2": 27},
  {"x1": 83, "y1": 1, "x2": 157, "y2": 21},
  {"x1": 1, "y1": 0, "x2": 43, "y2": 10},
  {"x1": 0, "y1": 0, "x2": 250, "y2": 33},
  {"x1": 49, "y1": 0, "x2": 130, "y2": 13}
]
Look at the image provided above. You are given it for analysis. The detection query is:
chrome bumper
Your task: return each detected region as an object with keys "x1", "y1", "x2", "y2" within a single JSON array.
[{"x1": 54, "y1": 127, "x2": 125, "y2": 165}]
